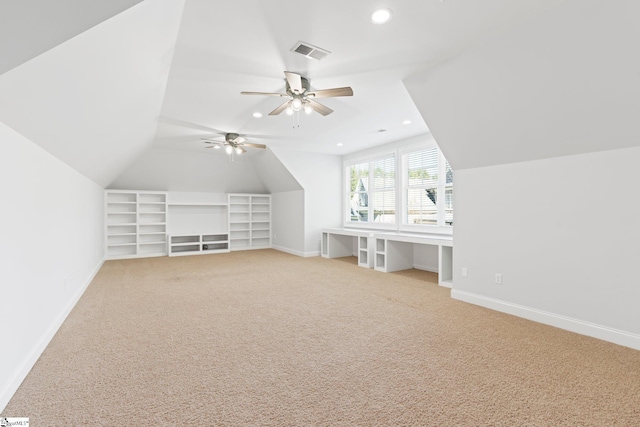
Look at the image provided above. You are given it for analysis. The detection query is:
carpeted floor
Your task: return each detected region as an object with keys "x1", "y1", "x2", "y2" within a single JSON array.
[{"x1": 3, "y1": 249, "x2": 640, "y2": 425}]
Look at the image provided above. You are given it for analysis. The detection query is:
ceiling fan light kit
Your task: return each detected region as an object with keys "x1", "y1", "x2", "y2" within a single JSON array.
[
  {"x1": 202, "y1": 132, "x2": 266, "y2": 161},
  {"x1": 240, "y1": 71, "x2": 353, "y2": 126}
]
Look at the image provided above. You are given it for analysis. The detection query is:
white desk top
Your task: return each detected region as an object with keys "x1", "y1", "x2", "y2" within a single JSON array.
[{"x1": 374, "y1": 232, "x2": 453, "y2": 247}]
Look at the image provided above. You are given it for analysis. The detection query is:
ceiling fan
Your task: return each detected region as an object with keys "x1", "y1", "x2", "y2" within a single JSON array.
[
  {"x1": 241, "y1": 71, "x2": 353, "y2": 116},
  {"x1": 202, "y1": 132, "x2": 266, "y2": 158}
]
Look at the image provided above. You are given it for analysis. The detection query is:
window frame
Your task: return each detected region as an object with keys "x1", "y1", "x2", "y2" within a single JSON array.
[
  {"x1": 399, "y1": 141, "x2": 453, "y2": 234},
  {"x1": 343, "y1": 137, "x2": 453, "y2": 236},
  {"x1": 344, "y1": 151, "x2": 397, "y2": 230}
]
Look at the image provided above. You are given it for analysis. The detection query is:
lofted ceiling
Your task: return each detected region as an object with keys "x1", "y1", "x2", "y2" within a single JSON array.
[
  {"x1": 157, "y1": 0, "x2": 564, "y2": 156},
  {"x1": 0, "y1": 0, "x2": 570, "y2": 188}
]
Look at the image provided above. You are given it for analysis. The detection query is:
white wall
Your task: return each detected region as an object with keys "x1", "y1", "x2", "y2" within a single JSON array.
[
  {"x1": 0, "y1": 122, "x2": 105, "y2": 410},
  {"x1": 271, "y1": 190, "x2": 305, "y2": 256},
  {"x1": 271, "y1": 149, "x2": 342, "y2": 256},
  {"x1": 452, "y1": 146, "x2": 640, "y2": 349}
]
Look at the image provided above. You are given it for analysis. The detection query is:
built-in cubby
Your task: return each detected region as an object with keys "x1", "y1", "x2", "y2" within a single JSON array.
[{"x1": 168, "y1": 233, "x2": 229, "y2": 256}]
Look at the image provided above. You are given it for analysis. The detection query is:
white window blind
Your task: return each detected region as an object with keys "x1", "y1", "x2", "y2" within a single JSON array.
[
  {"x1": 346, "y1": 154, "x2": 395, "y2": 225},
  {"x1": 372, "y1": 156, "x2": 395, "y2": 224},
  {"x1": 403, "y1": 146, "x2": 453, "y2": 228}
]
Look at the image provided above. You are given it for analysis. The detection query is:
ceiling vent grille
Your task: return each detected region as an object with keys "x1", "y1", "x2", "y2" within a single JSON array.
[{"x1": 291, "y1": 41, "x2": 331, "y2": 61}]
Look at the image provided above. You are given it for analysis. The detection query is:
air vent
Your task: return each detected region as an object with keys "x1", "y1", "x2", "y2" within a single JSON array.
[{"x1": 291, "y1": 41, "x2": 331, "y2": 61}]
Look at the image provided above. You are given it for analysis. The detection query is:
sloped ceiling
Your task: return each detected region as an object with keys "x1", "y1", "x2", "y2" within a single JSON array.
[
  {"x1": 404, "y1": 0, "x2": 640, "y2": 170},
  {"x1": 0, "y1": 0, "x2": 184, "y2": 187},
  {"x1": 108, "y1": 147, "x2": 268, "y2": 194},
  {"x1": 0, "y1": 0, "x2": 143, "y2": 75}
]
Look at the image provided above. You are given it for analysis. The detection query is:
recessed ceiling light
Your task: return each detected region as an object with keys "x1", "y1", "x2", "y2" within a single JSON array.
[
  {"x1": 337, "y1": 143, "x2": 343, "y2": 147},
  {"x1": 403, "y1": 120, "x2": 412, "y2": 125},
  {"x1": 252, "y1": 112, "x2": 263, "y2": 118},
  {"x1": 371, "y1": 8, "x2": 393, "y2": 24}
]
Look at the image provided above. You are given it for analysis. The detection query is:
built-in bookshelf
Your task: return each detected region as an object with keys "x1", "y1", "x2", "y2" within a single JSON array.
[
  {"x1": 228, "y1": 194, "x2": 271, "y2": 251},
  {"x1": 105, "y1": 190, "x2": 167, "y2": 260},
  {"x1": 105, "y1": 191, "x2": 269, "y2": 259}
]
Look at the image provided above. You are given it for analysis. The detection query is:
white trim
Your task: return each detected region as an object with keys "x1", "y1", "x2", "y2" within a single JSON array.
[
  {"x1": 0, "y1": 258, "x2": 105, "y2": 412},
  {"x1": 272, "y1": 245, "x2": 320, "y2": 258},
  {"x1": 413, "y1": 263, "x2": 438, "y2": 273},
  {"x1": 451, "y1": 289, "x2": 640, "y2": 351}
]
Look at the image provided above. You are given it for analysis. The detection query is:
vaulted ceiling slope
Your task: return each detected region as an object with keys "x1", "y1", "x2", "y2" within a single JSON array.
[
  {"x1": 107, "y1": 146, "x2": 303, "y2": 194},
  {"x1": 0, "y1": 0, "x2": 185, "y2": 187},
  {"x1": 405, "y1": 0, "x2": 640, "y2": 170},
  {"x1": 0, "y1": 0, "x2": 144, "y2": 76}
]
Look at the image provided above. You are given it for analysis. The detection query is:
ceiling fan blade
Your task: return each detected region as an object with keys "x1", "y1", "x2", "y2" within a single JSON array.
[
  {"x1": 233, "y1": 136, "x2": 247, "y2": 144},
  {"x1": 308, "y1": 87, "x2": 354, "y2": 99},
  {"x1": 269, "y1": 100, "x2": 291, "y2": 116},
  {"x1": 284, "y1": 71, "x2": 303, "y2": 94},
  {"x1": 242, "y1": 143, "x2": 267, "y2": 149},
  {"x1": 308, "y1": 99, "x2": 333, "y2": 116},
  {"x1": 240, "y1": 91, "x2": 287, "y2": 97},
  {"x1": 238, "y1": 147, "x2": 247, "y2": 154}
]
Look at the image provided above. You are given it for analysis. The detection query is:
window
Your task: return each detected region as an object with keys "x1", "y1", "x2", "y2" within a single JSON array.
[
  {"x1": 346, "y1": 154, "x2": 395, "y2": 225},
  {"x1": 344, "y1": 141, "x2": 452, "y2": 232},
  {"x1": 402, "y1": 146, "x2": 453, "y2": 228}
]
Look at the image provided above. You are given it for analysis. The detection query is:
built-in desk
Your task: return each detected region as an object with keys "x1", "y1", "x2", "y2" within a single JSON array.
[
  {"x1": 374, "y1": 232, "x2": 453, "y2": 287},
  {"x1": 321, "y1": 228, "x2": 375, "y2": 268},
  {"x1": 321, "y1": 229, "x2": 454, "y2": 287}
]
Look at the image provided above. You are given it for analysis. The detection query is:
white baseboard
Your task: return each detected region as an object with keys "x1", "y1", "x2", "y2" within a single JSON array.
[
  {"x1": 0, "y1": 258, "x2": 105, "y2": 412},
  {"x1": 413, "y1": 263, "x2": 438, "y2": 273},
  {"x1": 272, "y1": 245, "x2": 318, "y2": 258},
  {"x1": 451, "y1": 289, "x2": 640, "y2": 351}
]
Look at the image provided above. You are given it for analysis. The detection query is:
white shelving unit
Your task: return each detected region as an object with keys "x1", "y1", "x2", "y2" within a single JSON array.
[
  {"x1": 106, "y1": 191, "x2": 270, "y2": 259},
  {"x1": 228, "y1": 194, "x2": 271, "y2": 251},
  {"x1": 105, "y1": 190, "x2": 167, "y2": 260},
  {"x1": 168, "y1": 234, "x2": 229, "y2": 256}
]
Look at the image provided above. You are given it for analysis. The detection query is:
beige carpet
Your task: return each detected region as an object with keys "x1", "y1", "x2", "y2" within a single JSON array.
[{"x1": 3, "y1": 249, "x2": 640, "y2": 425}]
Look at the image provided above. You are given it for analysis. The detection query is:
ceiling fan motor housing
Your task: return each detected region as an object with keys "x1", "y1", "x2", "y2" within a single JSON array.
[{"x1": 287, "y1": 77, "x2": 311, "y2": 95}]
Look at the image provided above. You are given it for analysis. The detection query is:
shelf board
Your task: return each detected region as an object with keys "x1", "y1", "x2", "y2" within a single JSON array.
[
  {"x1": 107, "y1": 233, "x2": 136, "y2": 237},
  {"x1": 107, "y1": 222, "x2": 136, "y2": 226},
  {"x1": 108, "y1": 212, "x2": 136, "y2": 215},
  {"x1": 168, "y1": 202, "x2": 228, "y2": 207},
  {"x1": 140, "y1": 241, "x2": 166, "y2": 245},
  {"x1": 107, "y1": 243, "x2": 136, "y2": 247},
  {"x1": 139, "y1": 232, "x2": 166, "y2": 235}
]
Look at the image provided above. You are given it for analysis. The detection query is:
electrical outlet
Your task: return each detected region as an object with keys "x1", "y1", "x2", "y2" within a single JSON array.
[
  {"x1": 461, "y1": 267, "x2": 468, "y2": 278},
  {"x1": 495, "y1": 273, "x2": 502, "y2": 285}
]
